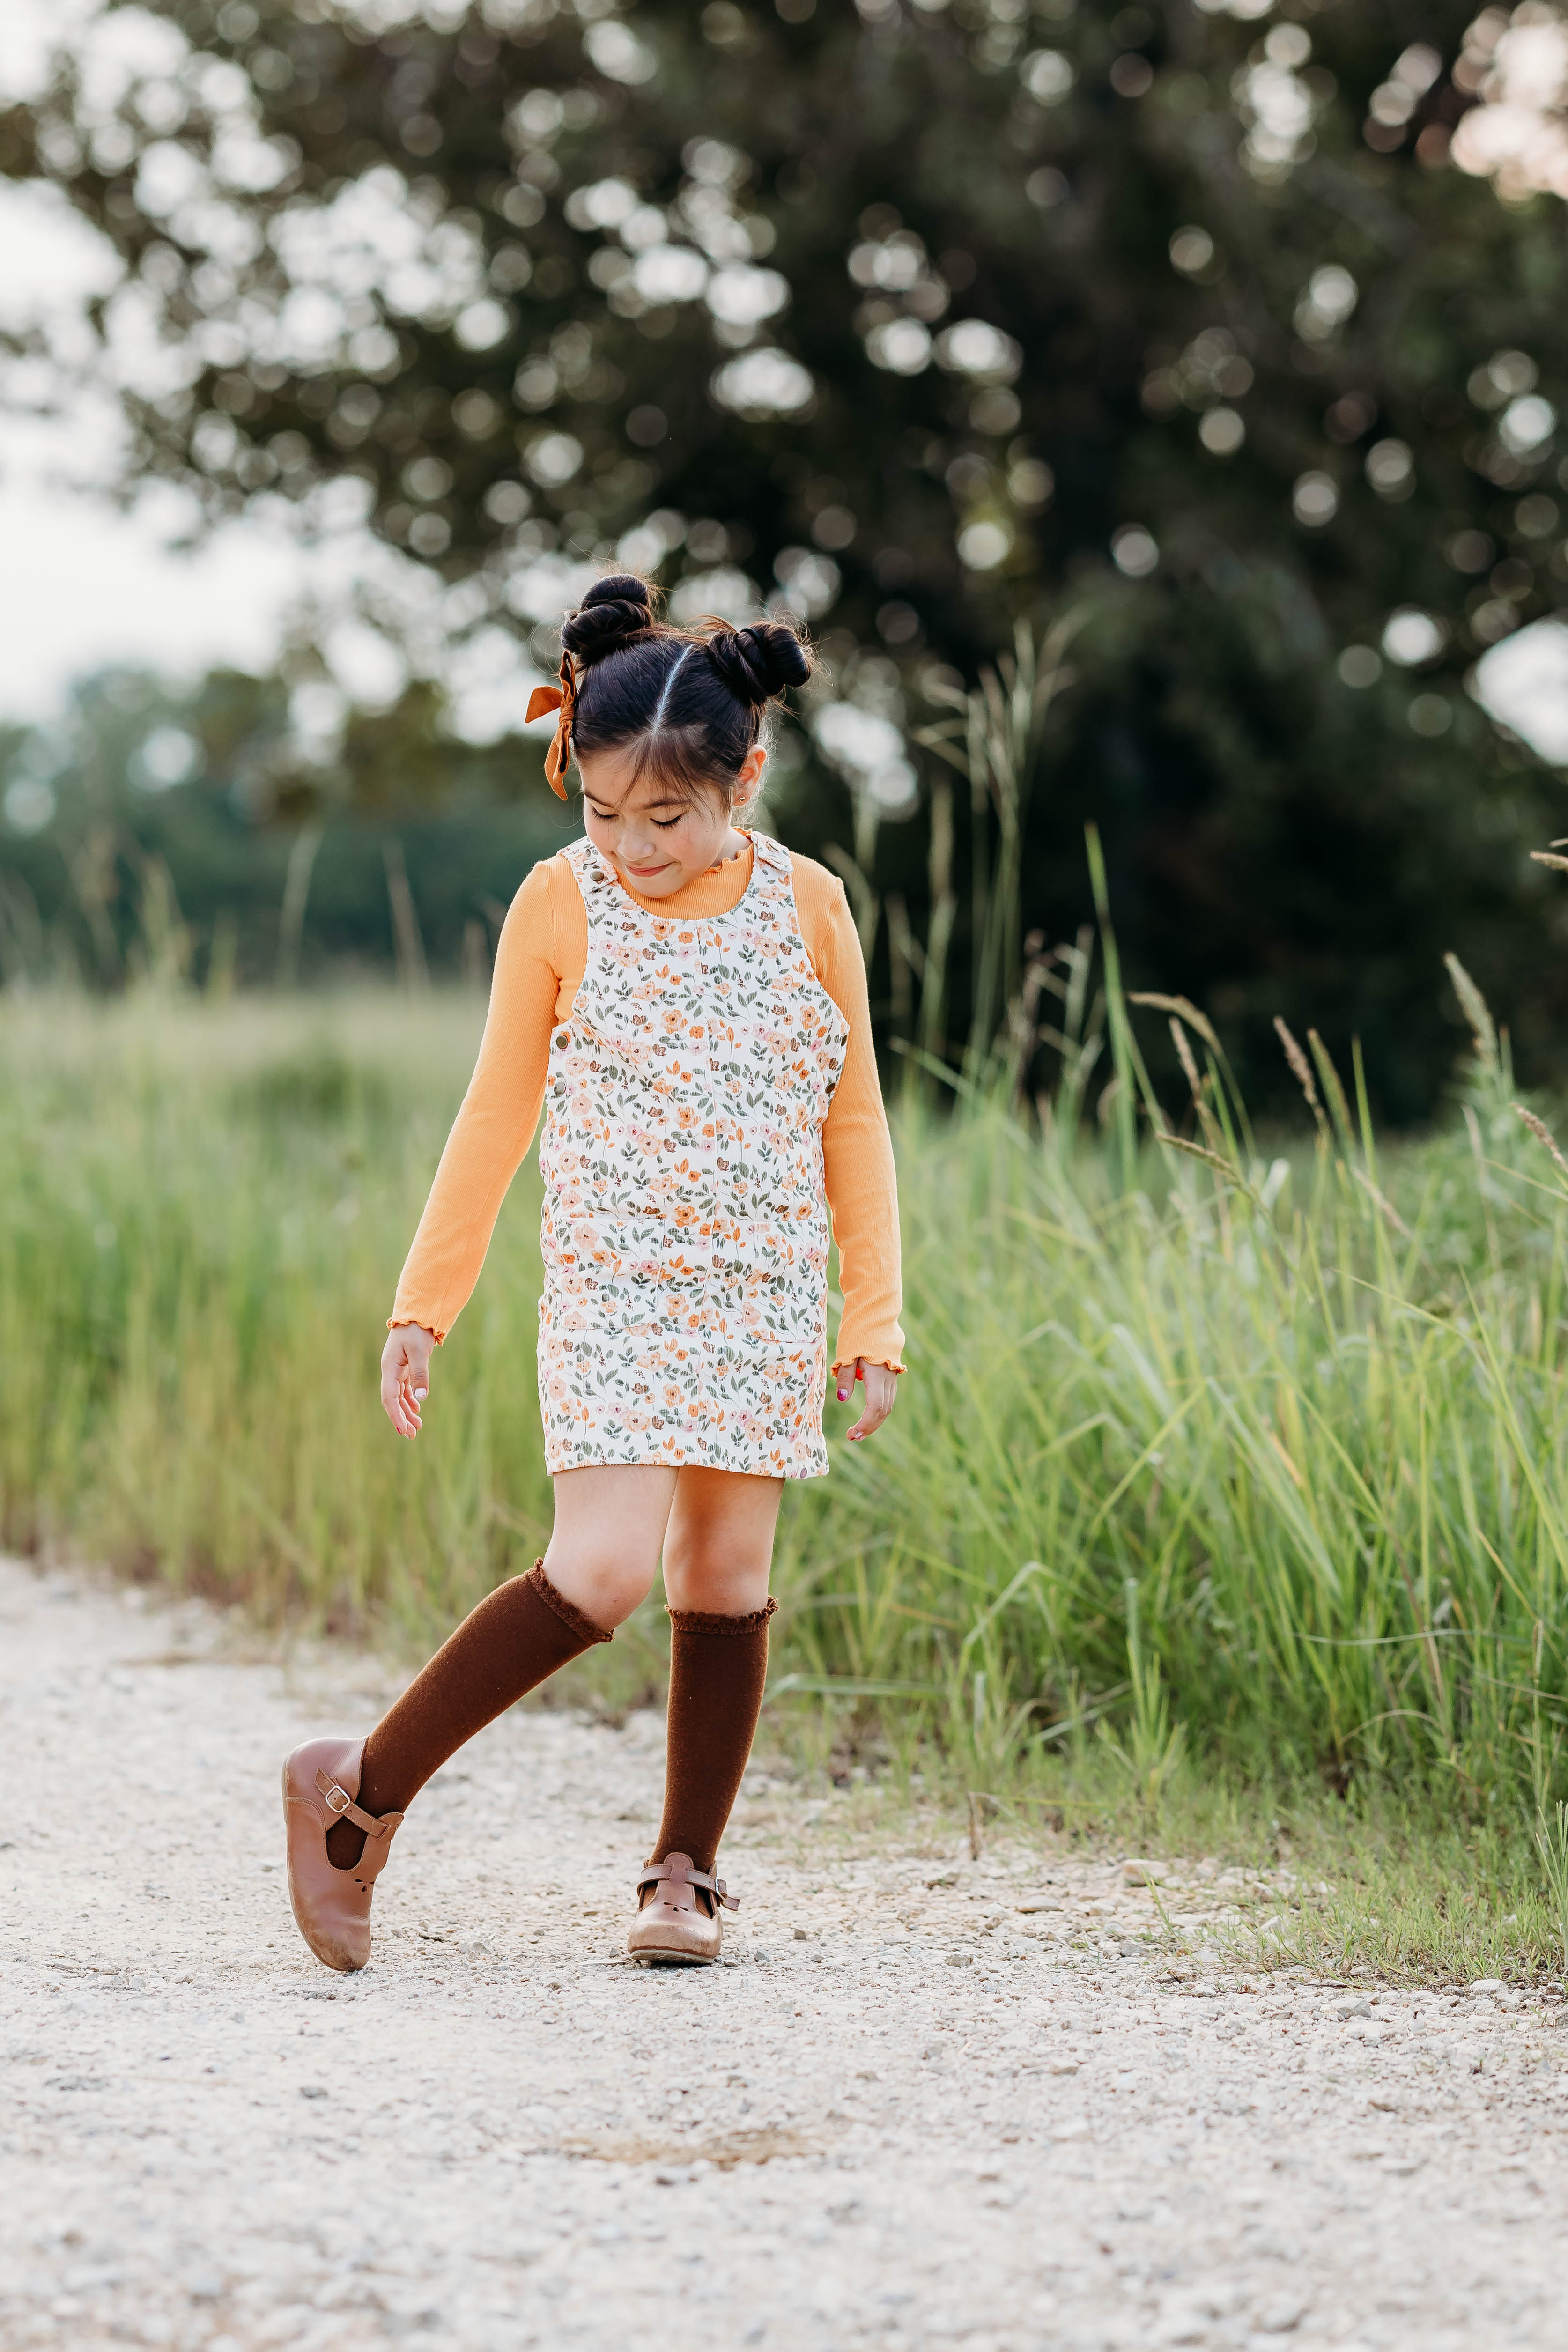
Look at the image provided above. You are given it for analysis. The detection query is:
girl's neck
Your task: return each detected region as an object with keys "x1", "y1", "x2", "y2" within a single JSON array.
[{"x1": 707, "y1": 828, "x2": 749, "y2": 873}]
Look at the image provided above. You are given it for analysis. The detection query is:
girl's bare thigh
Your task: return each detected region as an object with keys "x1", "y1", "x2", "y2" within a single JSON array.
[
  {"x1": 543, "y1": 1463, "x2": 783, "y2": 1629},
  {"x1": 663, "y1": 1466, "x2": 783, "y2": 1616}
]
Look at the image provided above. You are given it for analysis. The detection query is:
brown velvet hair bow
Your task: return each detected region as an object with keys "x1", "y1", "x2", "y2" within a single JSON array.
[{"x1": 525, "y1": 653, "x2": 576, "y2": 798}]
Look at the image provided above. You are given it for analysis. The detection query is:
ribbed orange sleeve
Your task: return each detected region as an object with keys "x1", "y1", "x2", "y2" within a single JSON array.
[
  {"x1": 388, "y1": 857, "x2": 564, "y2": 1343},
  {"x1": 390, "y1": 837, "x2": 905, "y2": 1374},
  {"x1": 789, "y1": 859, "x2": 906, "y2": 1375}
]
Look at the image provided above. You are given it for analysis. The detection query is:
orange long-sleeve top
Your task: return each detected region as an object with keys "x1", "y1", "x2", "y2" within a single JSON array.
[{"x1": 390, "y1": 834, "x2": 905, "y2": 1376}]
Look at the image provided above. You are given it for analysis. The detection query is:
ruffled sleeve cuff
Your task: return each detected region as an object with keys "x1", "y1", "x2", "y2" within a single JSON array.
[
  {"x1": 830, "y1": 1348, "x2": 906, "y2": 1378},
  {"x1": 387, "y1": 1313, "x2": 445, "y2": 1343}
]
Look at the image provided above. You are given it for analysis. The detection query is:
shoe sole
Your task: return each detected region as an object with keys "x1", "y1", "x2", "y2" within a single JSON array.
[{"x1": 629, "y1": 1949, "x2": 717, "y2": 1967}]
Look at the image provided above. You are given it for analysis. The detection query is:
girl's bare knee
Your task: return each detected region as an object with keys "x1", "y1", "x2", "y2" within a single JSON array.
[
  {"x1": 663, "y1": 1546, "x2": 772, "y2": 1615},
  {"x1": 544, "y1": 1546, "x2": 656, "y2": 1631}
]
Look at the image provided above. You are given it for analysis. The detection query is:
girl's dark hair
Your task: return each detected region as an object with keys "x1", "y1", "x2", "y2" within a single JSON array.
[{"x1": 559, "y1": 572, "x2": 811, "y2": 804}]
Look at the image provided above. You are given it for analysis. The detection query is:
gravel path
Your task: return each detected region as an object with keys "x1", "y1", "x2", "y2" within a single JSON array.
[{"x1": 5, "y1": 1553, "x2": 1568, "y2": 2352}]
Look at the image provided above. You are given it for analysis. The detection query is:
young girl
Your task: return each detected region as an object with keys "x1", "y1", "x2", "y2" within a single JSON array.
[{"x1": 282, "y1": 573, "x2": 904, "y2": 1971}]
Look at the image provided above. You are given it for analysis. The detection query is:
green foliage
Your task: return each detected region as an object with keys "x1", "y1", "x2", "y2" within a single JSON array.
[
  {"x1": 8, "y1": 0, "x2": 1565, "y2": 663},
  {"x1": 1534, "y1": 1798, "x2": 1568, "y2": 1975},
  {"x1": 6, "y1": 4, "x2": 1568, "y2": 1107},
  {"x1": 0, "y1": 989, "x2": 545, "y2": 1632},
  {"x1": 7, "y1": 950, "x2": 1568, "y2": 1856},
  {"x1": 0, "y1": 668, "x2": 575, "y2": 986}
]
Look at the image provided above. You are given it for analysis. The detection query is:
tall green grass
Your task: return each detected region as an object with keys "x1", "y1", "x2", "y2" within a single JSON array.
[
  {"x1": 0, "y1": 989, "x2": 548, "y2": 1637},
  {"x1": 804, "y1": 1036, "x2": 1568, "y2": 1812},
  {"x1": 4, "y1": 959, "x2": 1568, "y2": 1837}
]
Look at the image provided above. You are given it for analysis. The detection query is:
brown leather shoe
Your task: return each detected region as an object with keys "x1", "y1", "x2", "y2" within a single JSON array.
[
  {"x1": 282, "y1": 1736, "x2": 405, "y2": 1973},
  {"x1": 625, "y1": 1852, "x2": 737, "y2": 1967}
]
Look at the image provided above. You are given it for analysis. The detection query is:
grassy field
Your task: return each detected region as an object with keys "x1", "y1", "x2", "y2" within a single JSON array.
[{"x1": 5, "y1": 971, "x2": 1568, "y2": 1982}]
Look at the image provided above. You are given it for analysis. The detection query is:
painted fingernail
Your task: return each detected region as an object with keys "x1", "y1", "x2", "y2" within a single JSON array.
[{"x1": 414, "y1": 1389, "x2": 427, "y2": 1402}]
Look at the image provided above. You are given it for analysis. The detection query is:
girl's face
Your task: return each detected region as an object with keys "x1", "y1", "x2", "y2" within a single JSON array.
[{"x1": 577, "y1": 743, "x2": 766, "y2": 898}]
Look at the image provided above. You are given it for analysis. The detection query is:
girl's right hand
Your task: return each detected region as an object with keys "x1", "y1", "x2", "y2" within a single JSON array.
[{"x1": 381, "y1": 1323, "x2": 436, "y2": 1440}]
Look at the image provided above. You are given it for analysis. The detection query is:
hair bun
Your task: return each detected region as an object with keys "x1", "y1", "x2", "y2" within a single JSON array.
[
  {"x1": 706, "y1": 621, "x2": 811, "y2": 705},
  {"x1": 561, "y1": 573, "x2": 655, "y2": 665}
]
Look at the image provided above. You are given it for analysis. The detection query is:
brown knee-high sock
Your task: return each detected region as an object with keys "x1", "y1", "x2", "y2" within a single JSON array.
[
  {"x1": 651, "y1": 1599, "x2": 776, "y2": 1878},
  {"x1": 325, "y1": 1560, "x2": 609, "y2": 1868}
]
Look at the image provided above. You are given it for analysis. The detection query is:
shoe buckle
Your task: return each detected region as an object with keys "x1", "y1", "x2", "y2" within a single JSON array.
[{"x1": 322, "y1": 1781, "x2": 352, "y2": 1816}]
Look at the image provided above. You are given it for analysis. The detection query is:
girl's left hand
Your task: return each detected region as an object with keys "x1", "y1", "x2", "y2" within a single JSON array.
[
  {"x1": 836, "y1": 1358, "x2": 898, "y2": 1442},
  {"x1": 381, "y1": 1321, "x2": 436, "y2": 1439}
]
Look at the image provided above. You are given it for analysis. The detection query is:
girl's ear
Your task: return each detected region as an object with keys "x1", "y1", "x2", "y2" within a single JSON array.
[{"x1": 732, "y1": 743, "x2": 768, "y2": 813}]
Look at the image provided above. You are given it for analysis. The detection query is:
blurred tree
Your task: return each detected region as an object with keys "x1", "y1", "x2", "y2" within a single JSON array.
[
  {"x1": 0, "y1": 667, "x2": 574, "y2": 987},
  {"x1": 7, "y1": 0, "x2": 1566, "y2": 656},
  {"x1": 4, "y1": 0, "x2": 1568, "y2": 1105}
]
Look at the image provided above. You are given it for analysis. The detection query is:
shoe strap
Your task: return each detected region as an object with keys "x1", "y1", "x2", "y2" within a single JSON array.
[
  {"x1": 637, "y1": 1855, "x2": 739, "y2": 1912},
  {"x1": 316, "y1": 1769, "x2": 400, "y2": 1842}
]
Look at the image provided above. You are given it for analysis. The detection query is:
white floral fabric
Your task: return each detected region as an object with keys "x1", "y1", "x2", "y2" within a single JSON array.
[{"x1": 536, "y1": 830, "x2": 851, "y2": 1479}]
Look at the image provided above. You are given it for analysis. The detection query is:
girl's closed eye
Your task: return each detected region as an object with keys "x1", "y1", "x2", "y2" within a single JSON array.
[{"x1": 588, "y1": 806, "x2": 681, "y2": 830}]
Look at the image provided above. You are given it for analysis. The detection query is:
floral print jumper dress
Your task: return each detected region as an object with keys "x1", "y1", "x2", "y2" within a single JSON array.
[{"x1": 536, "y1": 830, "x2": 851, "y2": 1479}]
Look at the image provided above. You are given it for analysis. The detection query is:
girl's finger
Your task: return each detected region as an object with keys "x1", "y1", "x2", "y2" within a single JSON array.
[
  {"x1": 382, "y1": 1360, "x2": 422, "y2": 1438},
  {"x1": 846, "y1": 1363, "x2": 898, "y2": 1439}
]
